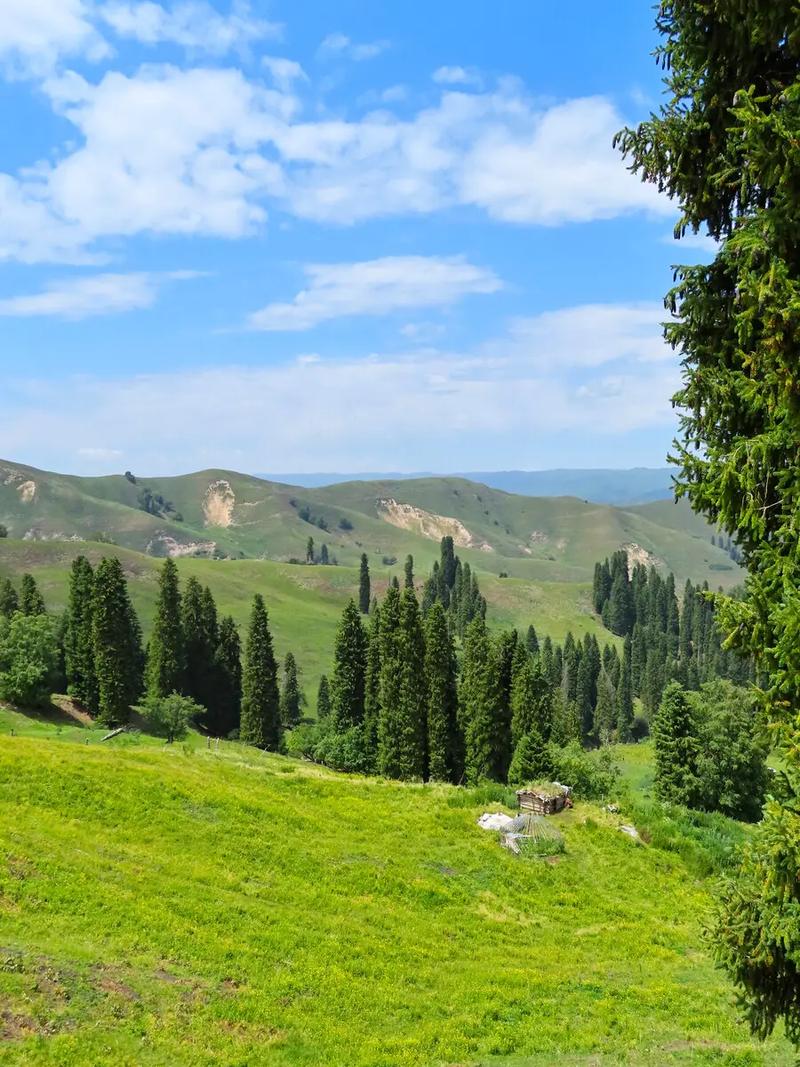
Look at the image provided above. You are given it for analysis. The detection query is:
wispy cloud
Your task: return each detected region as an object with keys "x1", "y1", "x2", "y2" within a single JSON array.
[
  {"x1": 247, "y1": 256, "x2": 502, "y2": 331},
  {"x1": 98, "y1": 1, "x2": 282, "y2": 54},
  {"x1": 0, "y1": 270, "x2": 201, "y2": 319},
  {"x1": 317, "y1": 33, "x2": 389, "y2": 62},
  {"x1": 432, "y1": 66, "x2": 481, "y2": 87}
]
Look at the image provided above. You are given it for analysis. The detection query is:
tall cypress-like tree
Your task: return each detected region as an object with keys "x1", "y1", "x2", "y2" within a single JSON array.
[
  {"x1": 494, "y1": 629, "x2": 518, "y2": 781},
  {"x1": 330, "y1": 600, "x2": 367, "y2": 731},
  {"x1": 616, "y1": 635, "x2": 634, "y2": 742},
  {"x1": 508, "y1": 728, "x2": 548, "y2": 786},
  {"x1": 363, "y1": 604, "x2": 382, "y2": 754},
  {"x1": 181, "y1": 576, "x2": 214, "y2": 708},
  {"x1": 511, "y1": 656, "x2": 552, "y2": 747},
  {"x1": 652, "y1": 681, "x2": 699, "y2": 806},
  {"x1": 316, "y1": 674, "x2": 331, "y2": 719},
  {"x1": 20, "y1": 573, "x2": 45, "y2": 616},
  {"x1": 92, "y1": 557, "x2": 142, "y2": 726},
  {"x1": 358, "y1": 553, "x2": 371, "y2": 614},
  {"x1": 213, "y1": 615, "x2": 242, "y2": 736},
  {"x1": 0, "y1": 578, "x2": 18, "y2": 617},
  {"x1": 404, "y1": 554, "x2": 414, "y2": 589},
  {"x1": 280, "y1": 651, "x2": 303, "y2": 727},
  {"x1": 377, "y1": 583, "x2": 402, "y2": 775},
  {"x1": 64, "y1": 556, "x2": 98, "y2": 713},
  {"x1": 146, "y1": 558, "x2": 184, "y2": 698},
  {"x1": 525, "y1": 624, "x2": 539, "y2": 655},
  {"x1": 240, "y1": 594, "x2": 281, "y2": 749},
  {"x1": 424, "y1": 601, "x2": 459, "y2": 782},
  {"x1": 459, "y1": 615, "x2": 501, "y2": 784},
  {"x1": 594, "y1": 670, "x2": 617, "y2": 744}
]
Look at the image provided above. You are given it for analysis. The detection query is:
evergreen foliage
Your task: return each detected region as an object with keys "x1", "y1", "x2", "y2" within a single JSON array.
[
  {"x1": 358, "y1": 553, "x2": 371, "y2": 614},
  {"x1": 63, "y1": 556, "x2": 98, "y2": 713},
  {"x1": 280, "y1": 651, "x2": 303, "y2": 727},
  {"x1": 240, "y1": 594, "x2": 282, "y2": 750},
  {"x1": 652, "y1": 682, "x2": 700, "y2": 806},
  {"x1": 0, "y1": 578, "x2": 18, "y2": 618},
  {"x1": 91, "y1": 557, "x2": 142, "y2": 726},
  {"x1": 423, "y1": 601, "x2": 459, "y2": 782},
  {"x1": 19, "y1": 573, "x2": 45, "y2": 616},
  {"x1": 507, "y1": 729, "x2": 548, "y2": 786},
  {"x1": 459, "y1": 615, "x2": 501, "y2": 784},
  {"x1": 213, "y1": 615, "x2": 242, "y2": 737},
  {"x1": 330, "y1": 600, "x2": 367, "y2": 732},
  {"x1": 316, "y1": 674, "x2": 331, "y2": 719},
  {"x1": 146, "y1": 559, "x2": 184, "y2": 699}
]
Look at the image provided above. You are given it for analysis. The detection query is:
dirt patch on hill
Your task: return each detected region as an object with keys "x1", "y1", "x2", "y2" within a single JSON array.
[
  {"x1": 377, "y1": 498, "x2": 483, "y2": 548},
  {"x1": 16, "y1": 480, "x2": 36, "y2": 503},
  {"x1": 203, "y1": 480, "x2": 235, "y2": 527},
  {"x1": 623, "y1": 542, "x2": 661, "y2": 571},
  {"x1": 146, "y1": 534, "x2": 217, "y2": 558}
]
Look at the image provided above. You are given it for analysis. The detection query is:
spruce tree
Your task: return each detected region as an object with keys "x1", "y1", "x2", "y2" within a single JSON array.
[
  {"x1": 377, "y1": 582, "x2": 402, "y2": 773},
  {"x1": 511, "y1": 656, "x2": 552, "y2": 747},
  {"x1": 358, "y1": 553, "x2": 371, "y2": 614},
  {"x1": 525, "y1": 624, "x2": 539, "y2": 655},
  {"x1": 363, "y1": 604, "x2": 382, "y2": 755},
  {"x1": 459, "y1": 615, "x2": 501, "y2": 784},
  {"x1": 424, "y1": 601, "x2": 459, "y2": 782},
  {"x1": 306, "y1": 536, "x2": 315, "y2": 564},
  {"x1": 549, "y1": 687, "x2": 582, "y2": 747},
  {"x1": 316, "y1": 674, "x2": 331, "y2": 719},
  {"x1": 404, "y1": 554, "x2": 414, "y2": 589},
  {"x1": 508, "y1": 728, "x2": 548, "y2": 786},
  {"x1": 378, "y1": 588, "x2": 426, "y2": 780},
  {"x1": 63, "y1": 556, "x2": 98, "y2": 712},
  {"x1": 146, "y1": 558, "x2": 184, "y2": 698},
  {"x1": 652, "y1": 681, "x2": 699, "y2": 806},
  {"x1": 213, "y1": 615, "x2": 242, "y2": 736},
  {"x1": 0, "y1": 578, "x2": 18, "y2": 617},
  {"x1": 594, "y1": 670, "x2": 616, "y2": 744},
  {"x1": 616, "y1": 635, "x2": 634, "y2": 742},
  {"x1": 240, "y1": 594, "x2": 281, "y2": 750},
  {"x1": 494, "y1": 629, "x2": 518, "y2": 781},
  {"x1": 92, "y1": 556, "x2": 142, "y2": 726},
  {"x1": 280, "y1": 651, "x2": 303, "y2": 727},
  {"x1": 20, "y1": 573, "x2": 45, "y2": 616},
  {"x1": 330, "y1": 600, "x2": 367, "y2": 731},
  {"x1": 181, "y1": 576, "x2": 214, "y2": 708}
]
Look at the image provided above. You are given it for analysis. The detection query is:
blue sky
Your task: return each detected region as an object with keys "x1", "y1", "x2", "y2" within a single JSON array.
[{"x1": 0, "y1": 0, "x2": 713, "y2": 476}]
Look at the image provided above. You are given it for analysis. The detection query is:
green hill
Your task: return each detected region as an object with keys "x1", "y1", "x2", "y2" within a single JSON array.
[
  {"x1": 0, "y1": 459, "x2": 743, "y2": 590},
  {"x1": 0, "y1": 720, "x2": 792, "y2": 1065}
]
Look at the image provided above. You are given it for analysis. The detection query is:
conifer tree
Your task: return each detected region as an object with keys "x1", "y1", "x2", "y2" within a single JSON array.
[
  {"x1": 549, "y1": 687, "x2": 582, "y2": 746},
  {"x1": 63, "y1": 555, "x2": 98, "y2": 712},
  {"x1": 280, "y1": 651, "x2": 303, "y2": 727},
  {"x1": 181, "y1": 576, "x2": 214, "y2": 707},
  {"x1": 240, "y1": 594, "x2": 281, "y2": 750},
  {"x1": 320, "y1": 543, "x2": 329, "y2": 565},
  {"x1": 0, "y1": 578, "x2": 18, "y2": 617},
  {"x1": 146, "y1": 558, "x2": 184, "y2": 698},
  {"x1": 316, "y1": 674, "x2": 331, "y2": 719},
  {"x1": 378, "y1": 588, "x2": 427, "y2": 780},
  {"x1": 525, "y1": 624, "x2": 539, "y2": 655},
  {"x1": 363, "y1": 605, "x2": 382, "y2": 754},
  {"x1": 358, "y1": 553, "x2": 370, "y2": 614},
  {"x1": 511, "y1": 656, "x2": 552, "y2": 747},
  {"x1": 616, "y1": 635, "x2": 634, "y2": 742},
  {"x1": 92, "y1": 556, "x2": 142, "y2": 726},
  {"x1": 20, "y1": 573, "x2": 45, "y2": 616},
  {"x1": 213, "y1": 615, "x2": 242, "y2": 736},
  {"x1": 330, "y1": 600, "x2": 367, "y2": 732},
  {"x1": 494, "y1": 629, "x2": 518, "y2": 780},
  {"x1": 508, "y1": 728, "x2": 548, "y2": 786},
  {"x1": 306, "y1": 536, "x2": 315, "y2": 564},
  {"x1": 377, "y1": 581, "x2": 402, "y2": 772},
  {"x1": 459, "y1": 615, "x2": 501, "y2": 784},
  {"x1": 440, "y1": 536, "x2": 456, "y2": 590},
  {"x1": 404, "y1": 554, "x2": 414, "y2": 589},
  {"x1": 652, "y1": 681, "x2": 699, "y2": 806},
  {"x1": 594, "y1": 670, "x2": 616, "y2": 744},
  {"x1": 606, "y1": 566, "x2": 633, "y2": 635},
  {"x1": 424, "y1": 601, "x2": 459, "y2": 782}
]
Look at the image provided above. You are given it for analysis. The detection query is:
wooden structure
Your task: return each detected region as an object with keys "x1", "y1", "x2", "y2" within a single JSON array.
[{"x1": 516, "y1": 784, "x2": 571, "y2": 815}]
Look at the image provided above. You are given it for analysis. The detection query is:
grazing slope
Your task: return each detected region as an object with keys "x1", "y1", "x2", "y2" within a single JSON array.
[
  {"x1": 0, "y1": 724, "x2": 792, "y2": 1066},
  {"x1": 0, "y1": 459, "x2": 741, "y2": 588}
]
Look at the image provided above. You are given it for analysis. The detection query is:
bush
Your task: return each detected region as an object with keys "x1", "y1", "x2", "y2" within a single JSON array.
[
  {"x1": 135, "y1": 692, "x2": 204, "y2": 742},
  {"x1": 546, "y1": 742, "x2": 620, "y2": 800},
  {"x1": 338, "y1": 517, "x2": 353, "y2": 531},
  {"x1": 0, "y1": 613, "x2": 59, "y2": 708},
  {"x1": 313, "y1": 723, "x2": 375, "y2": 775},
  {"x1": 631, "y1": 715, "x2": 650, "y2": 741}
]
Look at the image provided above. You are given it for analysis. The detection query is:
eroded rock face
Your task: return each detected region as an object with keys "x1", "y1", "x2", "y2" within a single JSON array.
[
  {"x1": 17, "y1": 480, "x2": 36, "y2": 503},
  {"x1": 203, "y1": 480, "x2": 235, "y2": 527},
  {"x1": 146, "y1": 533, "x2": 216, "y2": 558},
  {"x1": 623, "y1": 542, "x2": 661, "y2": 572},
  {"x1": 377, "y1": 497, "x2": 482, "y2": 548}
]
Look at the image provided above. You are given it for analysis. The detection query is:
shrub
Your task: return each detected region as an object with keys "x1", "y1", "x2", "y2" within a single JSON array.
[
  {"x1": 0, "y1": 613, "x2": 59, "y2": 708},
  {"x1": 338, "y1": 517, "x2": 354, "y2": 531},
  {"x1": 546, "y1": 741, "x2": 620, "y2": 800},
  {"x1": 135, "y1": 692, "x2": 204, "y2": 742}
]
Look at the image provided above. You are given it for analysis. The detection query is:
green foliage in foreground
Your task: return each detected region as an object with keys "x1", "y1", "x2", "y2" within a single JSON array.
[{"x1": 0, "y1": 728, "x2": 793, "y2": 1066}]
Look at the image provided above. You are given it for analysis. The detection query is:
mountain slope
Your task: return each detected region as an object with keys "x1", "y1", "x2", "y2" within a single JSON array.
[
  {"x1": 0, "y1": 459, "x2": 742, "y2": 588},
  {"x1": 0, "y1": 727, "x2": 791, "y2": 1065}
]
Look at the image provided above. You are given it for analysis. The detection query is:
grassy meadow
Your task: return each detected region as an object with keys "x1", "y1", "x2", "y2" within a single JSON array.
[{"x1": 0, "y1": 708, "x2": 793, "y2": 1066}]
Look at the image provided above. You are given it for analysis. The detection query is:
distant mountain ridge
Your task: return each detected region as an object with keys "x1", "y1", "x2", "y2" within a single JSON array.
[{"x1": 257, "y1": 467, "x2": 674, "y2": 505}]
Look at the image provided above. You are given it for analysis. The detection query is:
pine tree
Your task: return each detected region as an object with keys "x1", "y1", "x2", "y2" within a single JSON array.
[
  {"x1": 606, "y1": 567, "x2": 633, "y2": 635},
  {"x1": 213, "y1": 615, "x2": 242, "y2": 737},
  {"x1": 652, "y1": 681, "x2": 699, "y2": 806},
  {"x1": 316, "y1": 674, "x2": 331, "y2": 719},
  {"x1": 320, "y1": 543, "x2": 329, "y2": 565},
  {"x1": 549, "y1": 687, "x2": 581, "y2": 746},
  {"x1": 440, "y1": 536, "x2": 456, "y2": 590},
  {"x1": 20, "y1": 573, "x2": 45, "y2": 616},
  {"x1": 494, "y1": 629, "x2": 518, "y2": 781},
  {"x1": 0, "y1": 578, "x2": 18, "y2": 617},
  {"x1": 92, "y1": 557, "x2": 142, "y2": 726},
  {"x1": 358, "y1": 553, "x2": 370, "y2": 614},
  {"x1": 594, "y1": 670, "x2": 616, "y2": 744},
  {"x1": 240, "y1": 594, "x2": 281, "y2": 750},
  {"x1": 146, "y1": 558, "x2": 184, "y2": 698},
  {"x1": 306, "y1": 536, "x2": 315, "y2": 564},
  {"x1": 404, "y1": 554, "x2": 414, "y2": 589},
  {"x1": 508, "y1": 728, "x2": 548, "y2": 786},
  {"x1": 525, "y1": 624, "x2": 539, "y2": 655},
  {"x1": 424, "y1": 601, "x2": 459, "y2": 782},
  {"x1": 280, "y1": 651, "x2": 303, "y2": 727},
  {"x1": 63, "y1": 556, "x2": 98, "y2": 712},
  {"x1": 511, "y1": 655, "x2": 552, "y2": 747},
  {"x1": 330, "y1": 600, "x2": 367, "y2": 731},
  {"x1": 616, "y1": 635, "x2": 634, "y2": 742},
  {"x1": 459, "y1": 615, "x2": 501, "y2": 784},
  {"x1": 181, "y1": 576, "x2": 214, "y2": 708}
]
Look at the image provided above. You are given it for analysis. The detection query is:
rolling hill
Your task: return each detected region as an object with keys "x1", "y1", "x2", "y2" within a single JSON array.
[
  {"x1": 0, "y1": 718, "x2": 792, "y2": 1065},
  {"x1": 0, "y1": 459, "x2": 742, "y2": 590}
]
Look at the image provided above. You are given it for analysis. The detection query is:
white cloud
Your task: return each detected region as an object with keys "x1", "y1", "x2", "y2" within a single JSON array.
[
  {"x1": 98, "y1": 1, "x2": 281, "y2": 54},
  {"x1": 432, "y1": 66, "x2": 480, "y2": 86},
  {"x1": 247, "y1": 255, "x2": 502, "y2": 331},
  {"x1": 1, "y1": 301, "x2": 678, "y2": 472},
  {"x1": 0, "y1": 0, "x2": 109, "y2": 78},
  {"x1": 261, "y1": 55, "x2": 307, "y2": 92},
  {"x1": 317, "y1": 33, "x2": 390, "y2": 62},
  {"x1": 0, "y1": 270, "x2": 199, "y2": 319}
]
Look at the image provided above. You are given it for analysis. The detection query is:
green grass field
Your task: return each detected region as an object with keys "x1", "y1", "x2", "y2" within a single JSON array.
[{"x1": 0, "y1": 707, "x2": 793, "y2": 1066}]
